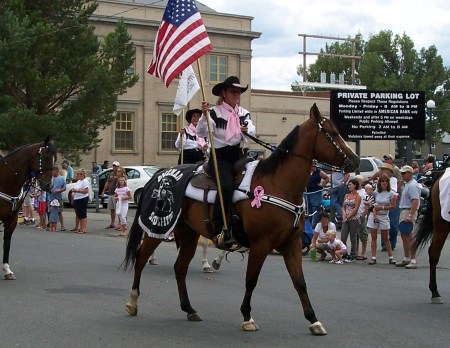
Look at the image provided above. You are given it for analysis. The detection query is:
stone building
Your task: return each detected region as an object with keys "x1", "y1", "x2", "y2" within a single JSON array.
[{"x1": 81, "y1": 0, "x2": 393, "y2": 170}]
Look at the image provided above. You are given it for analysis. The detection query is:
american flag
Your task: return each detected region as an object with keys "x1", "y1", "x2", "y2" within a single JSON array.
[{"x1": 147, "y1": 0, "x2": 213, "y2": 87}]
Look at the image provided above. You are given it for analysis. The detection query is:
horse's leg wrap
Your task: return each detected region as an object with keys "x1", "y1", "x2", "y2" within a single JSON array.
[
  {"x1": 212, "y1": 250, "x2": 226, "y2": 270},
  {"x1": 241, "y1": 317, "x2": 259, "y2": 331},
  {"x1": 309, "y1": 321, "x2": 327, "y2": 335},
  {"x1": 2, "y1": 263, "x2": 16, "y2": 280},
  {"x1": 125, "y1": 289, "x2": 139, "y2": 316},
  {"x1": 201, "y1": 238, "x2": 213, "y2": 273}
]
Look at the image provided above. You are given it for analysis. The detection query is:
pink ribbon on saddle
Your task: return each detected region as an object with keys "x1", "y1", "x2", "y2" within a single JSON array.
[{"x1": 251, "y1": 186, "x2": 265, "y2": 208}]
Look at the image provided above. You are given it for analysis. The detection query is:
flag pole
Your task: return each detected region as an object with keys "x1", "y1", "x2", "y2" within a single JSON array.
[
  {"x1": 180, "y1": 109, "x2": 185, "y2": 164},
  {"x1": 196, "y1": 59, "x2": 228, "y2": 233}
]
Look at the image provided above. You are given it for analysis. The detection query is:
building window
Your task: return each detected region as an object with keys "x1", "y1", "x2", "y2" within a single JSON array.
[
  {"x1": 161, "y1": 112, "x2": 179, "y2": 151},
  {"x1": 114, "y1": 111, "x2": 135, "y2": 150},
  {"x1": 209, "y1": 55, "x2": 228, "y2": 83}
]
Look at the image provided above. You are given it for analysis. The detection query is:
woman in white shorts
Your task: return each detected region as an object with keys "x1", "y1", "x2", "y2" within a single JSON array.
[{"x1": 367, "y1": 174, "x2": 396, "y2": 265}]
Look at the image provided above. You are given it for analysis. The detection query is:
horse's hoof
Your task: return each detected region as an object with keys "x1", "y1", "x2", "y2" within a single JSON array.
[
  {"x1": 242, "y1": 318, "x2": 259, "y2": 331},
  {"x1": 309, "y1": 321, "x2": 327, "y2": 335},
  {"x1": 202, "y1": 266, "x2": 214, "y2": 273},
  {"x1": 187, "y1": 313, "x2": 202, "y2": 321},
  {"x1": 212, "y1": 260, "x2": 221, "y2": 271},
  {"x1": 4, "y1": 273, "x2": 16, "y2": 280},
  {"x1": 125, "y1": 302, "x2": 138, "y2": 316},
  {"x1": 431, "y1": 297, "x2": 443, "y2": 304}
]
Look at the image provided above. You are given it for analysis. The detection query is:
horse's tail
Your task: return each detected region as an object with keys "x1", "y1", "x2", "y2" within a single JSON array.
[
  {"x1": 122, "y1": 197, "x2": 145, "y2": 271},
  {"x1": 412, "y1": 190, "x2": 434, "y2": 254}
]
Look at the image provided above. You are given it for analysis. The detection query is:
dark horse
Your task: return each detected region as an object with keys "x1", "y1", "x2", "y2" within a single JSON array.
[
  {"x1": 122, "y1": 104, "x2": 359, "y2": 334},
  {"x1": 412, "y1": 167, "x2": 450, "y2": 304},
  {"x1": 0, "y1": 137, "x2": 56, "y2": 280}
]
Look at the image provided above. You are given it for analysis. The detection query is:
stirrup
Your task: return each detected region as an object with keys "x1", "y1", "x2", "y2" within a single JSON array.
[{"x1": 215, "y1": 228, "x2": 237, "y2": 251}]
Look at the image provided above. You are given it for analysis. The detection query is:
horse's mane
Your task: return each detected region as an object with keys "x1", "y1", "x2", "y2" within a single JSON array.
[
  {"x1": 4, "y1": 144, "x2": 28, "y2": 158},
  {"x1": 46, "y1": 141, "x2": 57, "y2": 157},
  {"x1": 254, "y1": 125, "x2": 300, "y2": 178}
]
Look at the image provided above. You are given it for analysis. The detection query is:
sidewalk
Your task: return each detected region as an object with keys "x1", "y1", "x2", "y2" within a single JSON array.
[{"x1": 17, "y1": 207, "x2": 130, "y2": 236}]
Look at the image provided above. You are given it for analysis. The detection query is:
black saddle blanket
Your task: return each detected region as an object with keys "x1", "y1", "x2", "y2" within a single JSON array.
[{"x1": 138, "y1": 164, "x2": 197, "y2": 239}]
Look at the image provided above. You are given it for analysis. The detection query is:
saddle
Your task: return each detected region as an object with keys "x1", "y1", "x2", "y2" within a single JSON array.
[
  {"x1": 189, "y1": 156, "x2": 254, "y2": 251},
  {"x1": 190, "y1": 156, "x2": 254, "y2": 190}
]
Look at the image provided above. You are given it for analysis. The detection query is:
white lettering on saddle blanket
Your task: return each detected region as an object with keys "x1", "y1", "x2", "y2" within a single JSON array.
[
  {"x1": 157, "y1": 168, "x2": 183, "y2": 182},
  {"x1": 148, "y1": 168, "x2": 184, "y2": 227},
  {"x1": 149, "y1": 211, "x2": 174, "y2": 226}
]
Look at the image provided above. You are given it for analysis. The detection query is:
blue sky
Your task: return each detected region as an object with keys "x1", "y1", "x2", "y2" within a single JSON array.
[{"x1": 199, "y1": 0, "x2": 450, "y2": 91}]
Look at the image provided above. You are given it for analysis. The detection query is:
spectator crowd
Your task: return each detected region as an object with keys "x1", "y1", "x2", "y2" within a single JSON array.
[{"x1": 309, "y1": 153, "x2": 431, "y2": 269}]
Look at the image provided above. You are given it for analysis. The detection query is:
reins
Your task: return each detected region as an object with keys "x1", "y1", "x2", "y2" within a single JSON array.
[{"x1": 244, "y1": 118, "x2": 350, "y2": 169}]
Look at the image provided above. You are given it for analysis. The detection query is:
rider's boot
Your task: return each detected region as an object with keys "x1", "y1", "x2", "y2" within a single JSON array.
[{"x1": 216, "y1": 227, "x2": 236, "y2": 250}]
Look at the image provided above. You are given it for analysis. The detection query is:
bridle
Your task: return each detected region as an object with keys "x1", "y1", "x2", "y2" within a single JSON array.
[
  {"x1": 0, "y1": 144, "x2": 54, "y2": 210},
  {"x1": 315, "y1": 119, "x2": 351, "y2": 171}
]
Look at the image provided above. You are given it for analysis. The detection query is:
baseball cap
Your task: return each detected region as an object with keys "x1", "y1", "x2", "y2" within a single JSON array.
[
  {"x1": 383, "y1": 154, "x2": 393, "y2": 161},
  {"x1": 112, "y1": 161, "x2": 120, "y2": 166},
  {"x1": 400, "y1": 165, "x2": 413, "y2": 173}
]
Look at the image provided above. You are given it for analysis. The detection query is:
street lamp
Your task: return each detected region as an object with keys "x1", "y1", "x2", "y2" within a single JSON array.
[{"x1": 426, "y1": 99, "x2": 436, "y2": 155}]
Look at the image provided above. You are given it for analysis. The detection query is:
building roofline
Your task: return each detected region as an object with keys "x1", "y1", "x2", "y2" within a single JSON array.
[{"x1": 251, "y1": 89, "x2": 330, "y2": 99}]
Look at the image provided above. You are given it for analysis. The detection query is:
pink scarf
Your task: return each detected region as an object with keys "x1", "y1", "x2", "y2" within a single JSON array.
[
  {"x1": 188, "y1": 123, "x2": 206, "y2": 147},
  {"x1": 220, "y1": 103, "x2": 241, "y2": 141}
]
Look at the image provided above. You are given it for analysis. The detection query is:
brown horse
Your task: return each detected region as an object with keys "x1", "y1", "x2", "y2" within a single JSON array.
[
  {"x1": 412, "y1": 169, "x2": 450, "y2": 304},
  {"x1": 122, "y1": 104, "x2": 359, "y2": 335},
  {"x1": 0, "y1": 137, "x2": 56, "y2": 280}
]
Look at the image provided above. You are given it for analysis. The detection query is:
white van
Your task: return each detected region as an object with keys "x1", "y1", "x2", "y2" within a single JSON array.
[{"x1": 349, "y1": 156, "x2": 383, "y2": 183}]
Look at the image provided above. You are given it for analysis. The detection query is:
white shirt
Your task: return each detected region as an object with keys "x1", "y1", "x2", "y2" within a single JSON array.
[
  {"x1": 327, "y1": 238, "x2": 347, "y2": 251},
  {"x1": 196, "y1": 104, "x2": 255, "y2": 148},
  {"x1": 174, "y1": 126, "x2": 204, "y2": 151},
  {"x1": 314, "y1": 222, "x2": 337, "y2": 240},
  {"x1": 73, "y1": 179, "x2": 89, "y2": 200},
  {"x1": 357, "y1": 188, "x2": 366, "y2": 216},
  {"x1": 115, "y1": 186, "x2": 131, "y2": 208}
]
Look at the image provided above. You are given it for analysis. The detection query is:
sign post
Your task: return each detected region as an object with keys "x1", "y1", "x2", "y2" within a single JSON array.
[{"x1": 91, "y1": 174, "x2": 99, "y2": 213}]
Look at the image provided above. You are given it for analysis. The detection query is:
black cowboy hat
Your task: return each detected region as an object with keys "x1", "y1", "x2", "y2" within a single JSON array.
[
  {"x1": 185, "y1": 108, "x2": 202, "y2": 123},
  {"x1": 212, "y1": 76, "x2": 248, "y2": 96}
]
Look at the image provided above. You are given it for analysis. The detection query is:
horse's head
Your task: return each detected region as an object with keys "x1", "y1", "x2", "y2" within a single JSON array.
[
  {"x1": 308, "y1": 104, "x2": 360, "y2": 173},
  {"x1": 33, "y1": 136, "x2": 57, "y2": 191}
]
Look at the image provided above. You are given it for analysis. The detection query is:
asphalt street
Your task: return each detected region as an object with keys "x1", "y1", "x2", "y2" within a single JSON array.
[{"x1": 0, "y1": 207, "x2": 449, "y2": 347}]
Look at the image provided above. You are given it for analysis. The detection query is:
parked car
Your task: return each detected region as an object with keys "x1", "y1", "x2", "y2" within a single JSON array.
[
  {"x1": 62, "y1": 177, "x2": 94, "y2": 206},
  {"x1": 348, "y1": 156, "x2": 383, "y2": 183},
  {"x1": 98, "y1": 165, "x2": 160, "y2": 206}
]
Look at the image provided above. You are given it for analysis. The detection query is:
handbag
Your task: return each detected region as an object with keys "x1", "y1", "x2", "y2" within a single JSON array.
[
  {"x1": 50, "y1": 199, "x2": 60, "y2": 207},
  {"x1": 115, "y1": 197, "x2": 122, "y2": 215}
]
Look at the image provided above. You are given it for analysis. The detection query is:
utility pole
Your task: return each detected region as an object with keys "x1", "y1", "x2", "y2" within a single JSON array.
[
  {"x1": 298, "y1": 34, "x2": 362, "y2": 88},
  {"x1": 297, "y1": 34, "x2": 363, "y2": 155}
]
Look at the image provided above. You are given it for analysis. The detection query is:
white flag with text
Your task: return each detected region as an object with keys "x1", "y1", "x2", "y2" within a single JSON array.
[{"x1": 173, "y1": 65, "x2": 200, "y2": 116}]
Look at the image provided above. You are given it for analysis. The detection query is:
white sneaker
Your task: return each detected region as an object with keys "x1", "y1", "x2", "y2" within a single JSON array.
[
  {"x1": 336, "y1": 260, "x2": 344, "y2": 265},
  {"x1": 329, "y1": 260, "x2": 336, "y2": 264},
  {"x1": 405, "y1": 262, "x2": 418, "y2": 269}
]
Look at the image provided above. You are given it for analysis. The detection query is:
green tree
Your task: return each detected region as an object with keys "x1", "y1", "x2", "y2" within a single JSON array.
[
  {"x1": 360, "y1": 31, "x2": 450, "y2": 157},
  {"x1": 295, "y1": 29, "x2": 450, "y2": 158},
  {"x1": 0, "y1": 0, "x2": 138, "y2": 161}
]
